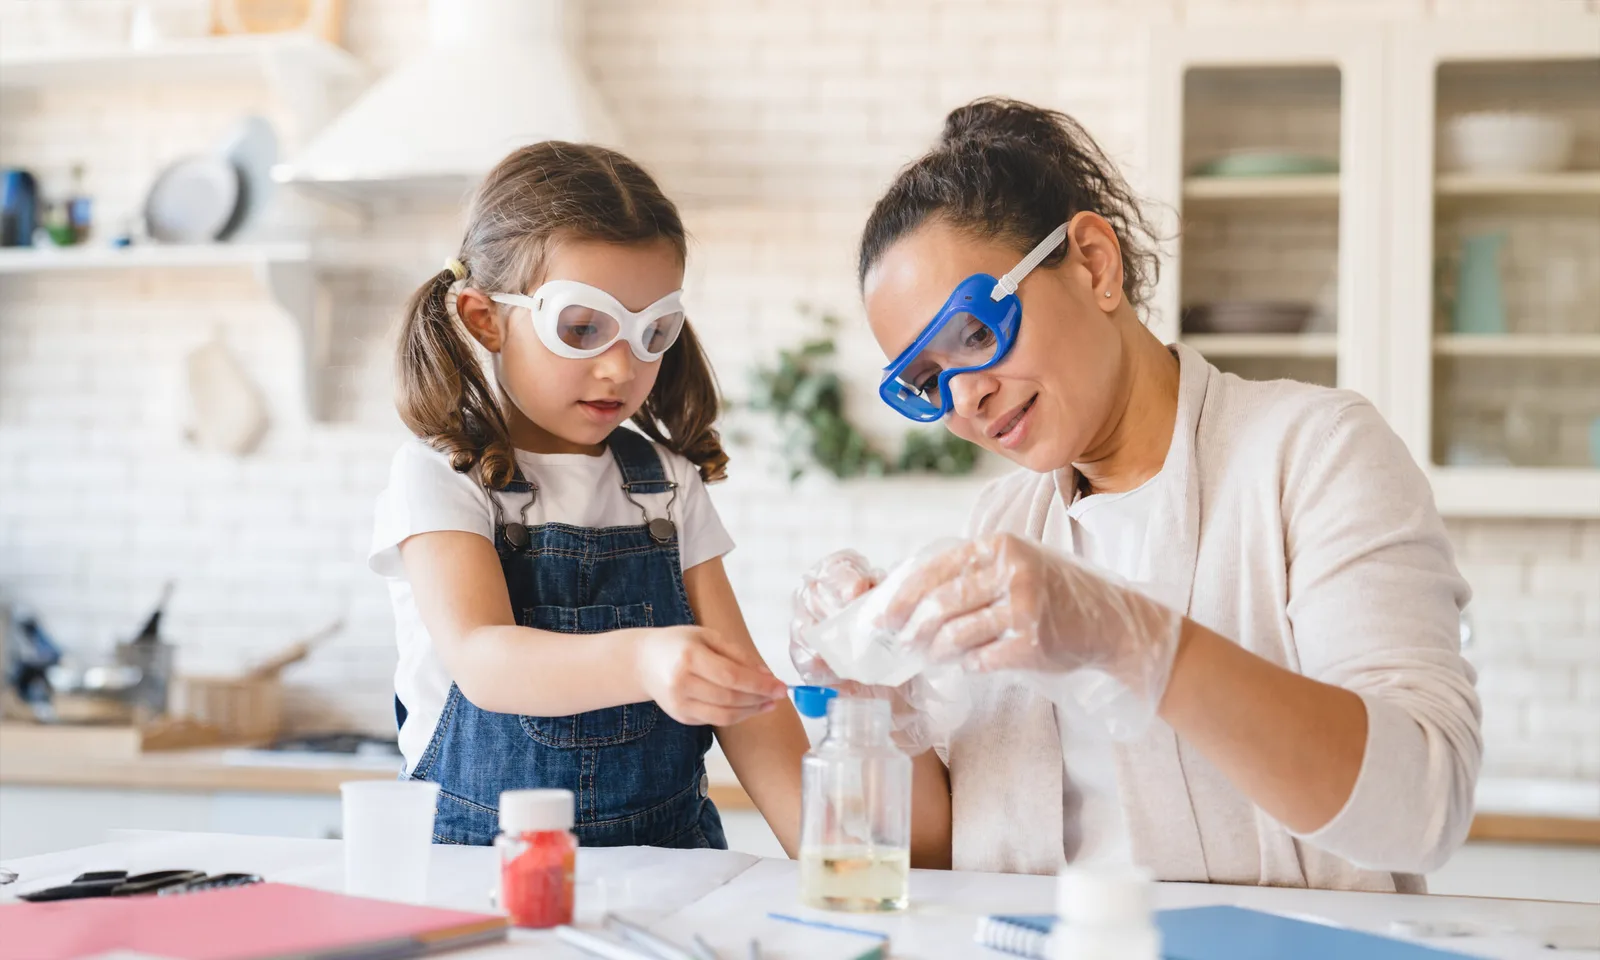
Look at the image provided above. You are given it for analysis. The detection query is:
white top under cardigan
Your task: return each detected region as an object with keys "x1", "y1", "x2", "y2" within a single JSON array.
[{"x1": 950, "y1": 343, "x2": 1482, "y2": 892}]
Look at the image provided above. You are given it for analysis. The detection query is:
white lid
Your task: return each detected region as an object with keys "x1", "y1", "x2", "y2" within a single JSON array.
[
  {"x1": 499, "y1": 788, "x2": 574, "y2": 833},
  {"x1": 1056, "y1": 864, "x2": 1154, "y2": 927}
]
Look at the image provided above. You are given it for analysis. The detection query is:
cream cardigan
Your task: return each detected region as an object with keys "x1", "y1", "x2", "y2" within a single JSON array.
[{"x1": 948, "y1": 343, "x2": 1481, "y2": 892}]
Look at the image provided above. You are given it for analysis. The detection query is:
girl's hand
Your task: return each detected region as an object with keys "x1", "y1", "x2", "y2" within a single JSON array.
[
  {"x1": 880, "y1": 533, "x2": 1184, "y2": 705},
  {"x1": 634, "y1": 626, "x2": 787, "y2": 727}
]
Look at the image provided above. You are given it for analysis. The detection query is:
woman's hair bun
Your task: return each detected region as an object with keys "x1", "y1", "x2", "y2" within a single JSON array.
[{"x1": 938, "y1": 97, "x2": 1067, "y2": 151}]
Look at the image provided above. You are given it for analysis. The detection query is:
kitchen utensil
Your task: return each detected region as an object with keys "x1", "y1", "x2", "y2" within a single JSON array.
[
  {"x1": 115, "y1": 582, "x2": 176, "y2": 716},
  {"x1": 143, "y1": 155, "x2": 241, "y2": 244},
  {"x1": 1, "y1": 169, "x2": 39, "y2": 247},
  {"x1": 216, "y1": 116, "x2": 278, "y2": 240},
  {"x1": 244, "y1": 618, "x2": 338, "y2": 680},
  {"x1": 45, "y1": 661, "x2": 143, "y2": 724},
  {"x1": 1190, "y1": 151, "x2": 1338, "y2": 178},
  {"x1": 212, "y1": 0, "x2": 343, "y2": 43},
  {"x1": 1452, "y1": 232, "x2": 1507, "y2": 335},
  {"x1": 1181, "y1": 301, "x2": 1312, "y2": 335},
  {"x1": 340, "y1": 780, "x2": 440, "y2": 903},
  {"x1": 1445, "y1": 112, "x2": 1573, "y2": 174},
  {"x1": 171, "y1": 619, "x2": 339, "y2": 743},
  {"x1": 186, "y1": 338, "x2": 268, "y2": 455}
]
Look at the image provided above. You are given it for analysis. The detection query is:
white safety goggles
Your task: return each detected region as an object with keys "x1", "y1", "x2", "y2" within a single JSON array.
[{"x1": 490, "y1": 280, "x2": 687, "y2": 363}]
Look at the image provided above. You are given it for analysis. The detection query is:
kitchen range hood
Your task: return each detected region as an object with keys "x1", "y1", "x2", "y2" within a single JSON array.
[{"x1": 272, "y1": 0, "x2": 618, "y2": 203}]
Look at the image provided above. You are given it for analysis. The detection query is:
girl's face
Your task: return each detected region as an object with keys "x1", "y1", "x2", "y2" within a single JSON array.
[
  {"x1": 470, "y1": 238, "x2": 684, "y2": 454},
  {"x1": 862, "y1": 215, "x2": 1127, "y2": 474}
]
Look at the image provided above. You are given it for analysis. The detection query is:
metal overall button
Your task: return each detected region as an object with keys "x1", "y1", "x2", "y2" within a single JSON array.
[{"x1": 623, "y1": 480, "x2": 679, "y2": 544}]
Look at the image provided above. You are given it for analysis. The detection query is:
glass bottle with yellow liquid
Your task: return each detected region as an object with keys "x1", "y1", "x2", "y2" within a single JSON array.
[{"x1": 795, "y1": 689, "x2": 912, "y2": 912}]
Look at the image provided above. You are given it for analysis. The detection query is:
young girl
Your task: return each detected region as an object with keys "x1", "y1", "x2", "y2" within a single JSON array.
[{"x1": 370, "y1": 142, "x2": 808, "y2": 851}]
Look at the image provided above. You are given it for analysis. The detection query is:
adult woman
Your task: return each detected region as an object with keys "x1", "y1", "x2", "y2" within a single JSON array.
[{"x1": 793, "y1": 99, "x2": 1480, "y2": 892}]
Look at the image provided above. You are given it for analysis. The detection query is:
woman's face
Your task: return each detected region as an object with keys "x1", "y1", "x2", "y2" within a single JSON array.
[
  {"x1": 863, "y1": 216, "x2": 1127, "y2": 473},
  {"x1": 478, "y1": 238, "x2": 684, "y2": 453}
]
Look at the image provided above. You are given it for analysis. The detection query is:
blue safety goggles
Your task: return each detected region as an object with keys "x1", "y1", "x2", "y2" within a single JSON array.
[{"x1": 878, "y1": 223, "x2": 1069, "y2": 422}]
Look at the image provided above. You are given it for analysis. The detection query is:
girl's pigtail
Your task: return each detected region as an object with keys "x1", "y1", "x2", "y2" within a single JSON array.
[
  {"x1": 395, "y1": 267, "x2": 517, "y2": 489},
  {"x1": 632, "y1": 321, "x2": 729, "y2": 483}
]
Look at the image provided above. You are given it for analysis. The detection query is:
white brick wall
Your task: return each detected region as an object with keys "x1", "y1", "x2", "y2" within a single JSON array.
[{"x1": 1, "y1": 0, "x2": 1597, "y2": 780}]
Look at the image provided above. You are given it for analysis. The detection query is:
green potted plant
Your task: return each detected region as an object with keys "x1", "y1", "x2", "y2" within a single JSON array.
[{"x1": 744, "y1": 311, "x2": 980, "y2": 482}]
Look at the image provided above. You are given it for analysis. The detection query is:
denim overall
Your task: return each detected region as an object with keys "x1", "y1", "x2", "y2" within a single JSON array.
[{"x1": 404, "y1": 428, "x2": 726, "y2": 849}]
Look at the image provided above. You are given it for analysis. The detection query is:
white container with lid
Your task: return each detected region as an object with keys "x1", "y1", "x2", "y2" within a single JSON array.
[{"x1": 1049, "y1": 864, "x2": 1161, "y2": 960}]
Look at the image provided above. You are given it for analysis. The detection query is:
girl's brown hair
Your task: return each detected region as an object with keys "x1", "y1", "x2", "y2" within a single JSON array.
[
  {"x1": 859, "y1": 98, "x2": 1161, "y2": 312},
  {"x1": 396, "y1": 141, "x2": 727, "y2": 489}
]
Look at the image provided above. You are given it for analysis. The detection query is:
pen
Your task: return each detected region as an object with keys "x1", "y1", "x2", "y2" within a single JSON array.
[
  {"x1": 766, "y1": 912, "x2": 890, "y2": 940},
  {"x1": 691, "y1": 932, "x2": 718, "y2": 960},
  {"x1": 605, "y1": 914, "x2": 698, "y2": 960}
]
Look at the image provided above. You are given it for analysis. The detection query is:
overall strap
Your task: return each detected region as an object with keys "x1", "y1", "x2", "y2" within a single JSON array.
[
  {"x1": 606, "y1": 428, "x2": 673, "y2": 494},
  {"x1": 497, "y1": 469, "x2": 536, "y2": 495}
]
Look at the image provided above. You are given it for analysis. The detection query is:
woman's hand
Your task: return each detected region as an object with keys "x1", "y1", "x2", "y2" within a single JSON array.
[
  {"x1": 789, "y1": 550, "x2": 951, "y2": 755},
  {"x1": 633, "y1": 625, "x2": 787, "y2": 727},
  {"x1": 880, "y1": 534, "x2": 1184, "y2": 706},
  {"x1": 789, "y1": 549, "x2": 882, "y2": 685}
]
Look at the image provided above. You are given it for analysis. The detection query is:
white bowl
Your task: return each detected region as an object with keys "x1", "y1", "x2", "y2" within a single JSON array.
[{"x1": 1445, "y1": 112, "x2": 1573, "y2": 174}]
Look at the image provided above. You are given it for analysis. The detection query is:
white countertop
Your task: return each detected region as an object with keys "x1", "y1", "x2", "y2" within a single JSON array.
[{"x1": 3, "y1": 832, "x2": 1597, "y2": 959}]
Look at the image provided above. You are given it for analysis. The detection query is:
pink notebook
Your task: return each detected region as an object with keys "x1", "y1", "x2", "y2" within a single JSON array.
[{"x1": 0, "y1": 882, "x2": 509, "y2": 960}]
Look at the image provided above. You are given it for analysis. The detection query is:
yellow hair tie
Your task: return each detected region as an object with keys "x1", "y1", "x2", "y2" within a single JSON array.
[{"x1": 443, "y1": 257, "x2": 467, "y2": 281}]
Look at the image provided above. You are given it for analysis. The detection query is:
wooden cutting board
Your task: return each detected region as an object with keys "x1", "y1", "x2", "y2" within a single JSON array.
[{"x1": 0, "y1": 718, "x2": 224, "y2": 760}]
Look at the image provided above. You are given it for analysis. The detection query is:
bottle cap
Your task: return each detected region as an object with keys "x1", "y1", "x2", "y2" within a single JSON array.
[
  {"x1": 1056, "y1": 864, "x2": 1154, "y2": 927},
  {"x1": 500, "y1": 788, "x2": 574, "y2": 834},
  {"x1": 790, "y1": 684, "x2": 838, "y2": 719}
]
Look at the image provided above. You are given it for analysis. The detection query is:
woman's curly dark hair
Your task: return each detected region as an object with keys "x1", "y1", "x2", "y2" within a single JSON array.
[{"x1": 859, "y1": 97, "x2": 1161, "y2": 312}]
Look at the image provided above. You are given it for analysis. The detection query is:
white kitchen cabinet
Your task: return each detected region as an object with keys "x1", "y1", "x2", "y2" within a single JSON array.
[
  {"x1": 1148, "y1": 25, "x2": 1388, "y2": 409},
  {"x1": 1149, "y1": 16, "x2": 1600, "y2": 518},
  {"x1": 1386, "y1": 19, "x2": 1600, "y2": 518},
  {"x1": 0, "y1": 785, "x2": 342, "y2": 861}
]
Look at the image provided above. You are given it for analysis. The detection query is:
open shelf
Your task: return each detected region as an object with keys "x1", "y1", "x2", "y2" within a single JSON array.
[
  {"x1": 1434, "y1": 334, "x2": 1600, "y2": 358},
  {"x1": 1436, "y1": 171, "x2": 1600, "y2": 197},
  {"x1": 1182, "y1": 174, "x2": 1340, "y2": 207},
  {"x1": 0, "y1": 242, "x2": 313, "y2": 273},
  {"x1": 1430, "y1": 467, "x2": 1600, "y2": 518},
  {"x1": 0, "y1": 34, "x2": 364, "y2": 90},
  {"x1": 1180, "y1": 333, "x2": 1337, "y2": 358},
  {"x1": 0, "y1": 240, "x2": 350, "y2": 422},
  {"x1": 1436, "y1": 171, "x2": 1600, "y2": 213}
]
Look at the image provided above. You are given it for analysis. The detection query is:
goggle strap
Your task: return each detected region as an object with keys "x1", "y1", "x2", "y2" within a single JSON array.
[{"x1": 989, "y1": 222, "x2": 1070, "y2": 302}]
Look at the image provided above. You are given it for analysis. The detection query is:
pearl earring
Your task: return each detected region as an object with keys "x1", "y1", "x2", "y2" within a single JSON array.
[{"x1": 1103, "y1": 290, "x2": 1113, "y2": 298}]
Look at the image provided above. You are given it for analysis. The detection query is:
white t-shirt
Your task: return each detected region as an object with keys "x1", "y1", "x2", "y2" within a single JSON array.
[
  {"x1": 369, "y1": 437, "x2": 735, "y2": 773},
  {"x1": 1041, "y1": 473, "x2": 1160, "y2": 865}
]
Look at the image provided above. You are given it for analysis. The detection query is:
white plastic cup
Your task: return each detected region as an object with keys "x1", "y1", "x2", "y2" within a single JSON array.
[{"x1": 340, "y1": 780, "x2": 440, "y2": 903}]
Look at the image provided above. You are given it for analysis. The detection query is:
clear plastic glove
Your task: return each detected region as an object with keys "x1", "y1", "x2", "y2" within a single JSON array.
[
  {"x1": 789, "y1": 550, "x2": 955, "y2": 754},
  {"x1": 879, "y1": 533, "x2": 1185, "y2": 723},
  {"x1": 790, "y1": 550, "x2": 882, "y2": 687}
]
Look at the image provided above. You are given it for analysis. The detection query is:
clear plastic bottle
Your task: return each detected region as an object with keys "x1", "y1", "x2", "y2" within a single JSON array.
[{"x1": 797, "y1": 695, "x2": 912, "y2": 912}]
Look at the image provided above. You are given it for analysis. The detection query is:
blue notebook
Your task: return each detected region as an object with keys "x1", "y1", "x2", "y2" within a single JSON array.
[{"x1": 974, "y1": 906, "x2": 1475, "y2": 959}]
